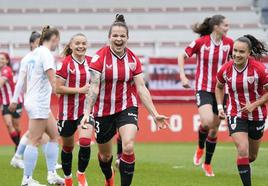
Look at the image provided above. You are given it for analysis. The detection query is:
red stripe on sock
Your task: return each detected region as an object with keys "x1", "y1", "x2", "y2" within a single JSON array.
[
  {"x1": 199, "y1": 125, "x2": 208, "y2": 133},
  {"x1": 10, "y1": 131, "x2": 18, "y2": 137},
  {"x1": 121, "y1": 153, "x2": 135, "y2": 163},
  {"x1": 237, "y1": 157, "x2": 249, "y2": 165},
  {"x1": 207, "y1": 136, "x2": 217, "y2": 143}
]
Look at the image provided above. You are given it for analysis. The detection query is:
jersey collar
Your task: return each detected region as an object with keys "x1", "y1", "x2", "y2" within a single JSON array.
[
  {"x1": 71, "y1": 54, "x2": 85, "y2": 65},
  {"x1": 233, "y1": 59, "x2": 249, "y2": 73},
  {"x1": 109, "y1": 46, "x2": 126, "y2": 60},
  {"x1": 210, "y1": 34, "x2": 222, "y2": 46}
]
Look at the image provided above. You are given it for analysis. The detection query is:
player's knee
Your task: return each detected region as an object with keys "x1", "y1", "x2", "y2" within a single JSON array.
[
  {"x1": 249, "y1": 154, "x2": 257, "y2": 163},
  {"x1": 63, "y1": 145, "x2": 74, "y2": 153},
  {"x1": 123, "y1": 140, "x2": 135, "y2": 155},
  {"x1": 99, "y1": 152, "x2": 113, "y2": 162},
  {"x1": 200, "y1": 117, "x2": 214, "y2": 128},
  {"x1": 208, "y1": 129, "x2": 218, "y2": 138},
  {"x1": 237, "y1": 144, "x2": 248, "y2": 157},
  {"x1": 79, "y1": 137, "x2": 91, "y2": 147}
]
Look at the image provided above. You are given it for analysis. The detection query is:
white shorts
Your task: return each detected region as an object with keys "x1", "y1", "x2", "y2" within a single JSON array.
[{"x1": 25, "y1": 104, "x2": 51, "y2": 119}]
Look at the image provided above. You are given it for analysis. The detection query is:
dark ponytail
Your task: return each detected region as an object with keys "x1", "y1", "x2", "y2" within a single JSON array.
[
  {"x1": 39, "y1": 25, "x2": 59, "y2": 46},
  {"x1": 192, "y1": 15, "x2": 225, "y2": 37},
  {"x1": 29, "y1": 31, "x2": 41, "y2": 50},
  {"x1": 61, "y1": 33, "x2": 87, "y2": 57},
  {"x1": 108, "y1": 14, "x2": 129, "y2": 37},
  {"x1": 236, "y1": 34, "x2": 268, "y2": 58}
]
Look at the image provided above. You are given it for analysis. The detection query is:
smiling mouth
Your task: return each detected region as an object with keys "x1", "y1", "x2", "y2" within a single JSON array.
[{"x1": 76, "y1": 48, "x2": 86, "y2": 52}]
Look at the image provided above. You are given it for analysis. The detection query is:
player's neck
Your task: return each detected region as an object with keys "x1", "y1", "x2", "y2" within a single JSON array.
[
  {"x1": 72, "y1": 54, "x2": 85, "y2": 64},
  {"x1": 234, "y1": 59, "x2": 248, "y2": 71},
  {"x1": 42, "y1": 42, "x2": 51, "y2": 51},
  {"x1": 211, "y1": 32, "x2": 222, "y2": 45}
]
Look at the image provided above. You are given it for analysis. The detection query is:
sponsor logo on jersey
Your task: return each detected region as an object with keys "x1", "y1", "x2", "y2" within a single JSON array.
[
  {"x1": 56, "y1": 62, "x2": 63, "y2": 71},
  {"x1": 91, "y1": 54, "x2": 99, "y2": 63},
  {"x1": 106, "y1": 64, "x2": 112, "y2": 69}
]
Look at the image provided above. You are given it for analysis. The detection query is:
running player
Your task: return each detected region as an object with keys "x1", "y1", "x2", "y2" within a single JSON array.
[
  {"x1": 80, "y1": 14, "x2": 169, "y2": 186},
  {"x1": 216, "y1": 35, "x2": 268, "y2": 186},
  {"x1": 10, "y1": 31, "x2": 62, "y2": 172},
  {"x1": 21, "y1": 26, "x2": 64, "y2": 186},
  {"x1": 178, "y1": 15, "x2": 233, "y2": 176},
  {"x1": 0, "y1": 52, "x2": 23, "y2": 151},
  {"x1": 56, "y1": 33, "x2": 92, "y2": 186}
]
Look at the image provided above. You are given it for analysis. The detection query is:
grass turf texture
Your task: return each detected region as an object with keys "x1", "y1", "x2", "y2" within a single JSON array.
[{"x1": 0, "y1": 143, "x2": 267, "y2": 186}]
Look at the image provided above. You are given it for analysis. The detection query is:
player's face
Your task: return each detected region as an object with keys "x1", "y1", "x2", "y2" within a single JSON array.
[
  {"x1": 50, "y1": 35, "x2": 60, "y2": 51},
  {"x1": 30, "y1": 38, "x2": 40, "y2": 51},
  {"x1": 215, "y1": 19, "x2": 229, "y2": 36},
  {"x1": 70, "y1": 36, "x2": 87, "y2": 57},
  {"x1": 109, "y1": 26, "x2": 128, "y2": 56},
  {"x1": 0, "y1": 54, "x2": 7, "y2": 68},
  {"x1": 233, "y1": 41, "x2": 250, "y2": 66}
]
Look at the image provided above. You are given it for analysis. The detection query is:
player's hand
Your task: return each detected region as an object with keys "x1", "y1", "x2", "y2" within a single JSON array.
[
  {"x1": 153, "y1": 114, "x2": 169, "y2": 129},
  {"x1": 180, "y1": 74, "x2": 191, "y2": 88},
  {"x1": 80, "y1": 114, "x2": 95, "y2": 128},
  {"x1": 79, "y1": 83, "x2": 90, "y2": 94},
  {"x1": 8, "y1": 102, "x2": 17, "y2": 112},
  {"x1": 218, "y1": 109, "x2": 226, "y2": 120},
  {"x1": 240, "y1": 102, "x2": 256, "y2": 113}
]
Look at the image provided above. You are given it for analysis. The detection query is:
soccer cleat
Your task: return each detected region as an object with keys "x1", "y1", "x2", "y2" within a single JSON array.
[
  {"x1": 202, "y1": 163, "x2": 215, "y2": 177},
  {"x1": 55, "y1": 163, "x2": 62, "y2": 170},
  {"x1": 21, "y1": 177, "x2": 46, "y2": 186},
  {"x1": 193, "y1": 147, "x2": 204, "y2": 166},
  {"x1": 47, "y1": 171, "x2": 65, "y2": 185},
  {"x1": 105, "y1": 167, "x2": 115, "y2": 186},
  {"x1": 77, "y1": 172, "x2": 88, "y2": 186},
  {"x1": 10, "y1": 155, "x2": 24, "y2": 169},
  {"x1": 115, "y1": 158, "x2": 120, "y2": 169},
  {"x1": 64, "y1": 177, "x2": 74, "y2": 186}
]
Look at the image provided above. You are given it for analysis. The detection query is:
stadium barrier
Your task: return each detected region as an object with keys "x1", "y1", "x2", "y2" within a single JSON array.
[{"x1": 0, "y1": 95, "x2": 267, "y2": 145}]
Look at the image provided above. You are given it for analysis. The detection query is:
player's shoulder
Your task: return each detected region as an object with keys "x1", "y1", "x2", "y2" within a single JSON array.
[
  {"x1": 1, "y1": 65, "x2": 12, "y2": 74},
  {"x1": 91, "y1": 45, "x2": 108, "y2": 63},
  {"x1": 249, "y1": 57, "x2": 266, "y2": 71},
  {"x1": 221, "y1": 60, "x2": 233, "y2": 70},
  {"x1": 126, "y1": 48, "x2": 139, "y2": 61},
  {"x1": 85, "y1": 55, "x2": 92, "y2": 62},
  {"x1": 222, "y1": 35, "x2": 234, "y2": 45}
]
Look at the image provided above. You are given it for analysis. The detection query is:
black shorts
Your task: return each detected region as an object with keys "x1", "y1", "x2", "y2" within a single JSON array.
[
  {"x1": 227, "y1": 116, "x2": 265, "y2": 140},
  {"x1": 57, "y1": 115, "x2": 85, "y2": 137},
  {"x1": 2, "y1": 103, "x2": 23, "y2": 118},
  {"x1": 94, "y1": 106, "x2": 138, "y2": 144},
  {"x1": 196, "y1": 91, "x2": 227, "y2": 115}
]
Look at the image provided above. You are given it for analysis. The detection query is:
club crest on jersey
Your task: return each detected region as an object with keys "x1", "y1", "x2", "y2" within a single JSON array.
[
  {"x1": 230, "y1": 123, "x2": 236, "y2": 130},
  {"x1": 222, "y1": 45, "x2": 230, "y2": 52},
  {"x1": 91, "y1": 54, "x2": 99, "y2": 63},
  {"x1": 128, "y1": 62, "x2": 137, "y2": 71},
  {"x1": 247, "y1": 76, "x2": 254, "y2": 84},
  {"x1": 56, "y1": 62, "x2": 63, "y2": 71}
]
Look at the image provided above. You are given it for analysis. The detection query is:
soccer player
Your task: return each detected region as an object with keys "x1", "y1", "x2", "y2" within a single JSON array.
[
  {"x1": 9, "y1": 31, "x2": 62, "y2": 173},
  {"x1": 216, "y1": 35, "x2": 268, "y2": 186},
  {"x1": 21, "y1": 26, "x2": 64, "y2": 186},
  {"x1": 177, "y1": 15, "x2": 233, "y2": 176},
  {"x1": 80, "y1": 14, "x2": 169, "y2": 186},
  {"x1": 56, "y1": 33, "x2": 93, "y2": 186},
  {"x1": 0, "y1": 52, "x2": 23, "y2": 151}
]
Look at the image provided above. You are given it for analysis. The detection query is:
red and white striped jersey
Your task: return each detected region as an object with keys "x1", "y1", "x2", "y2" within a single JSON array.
[
  {"x1": 0, "y1": 66, "x2": 22, "y2": 105},
  {"x1": 185, "y1": 35, "x2": 233, "y2": 93},
  {"x1": 217, "y1": 58, "x2": 268, "y2": 121},
  {"x1": 56, "y1": 55, "x2": 92, "y2": 120},
  {"x1": 90, "y1": 46, "x2": 142, "y2": 117}
]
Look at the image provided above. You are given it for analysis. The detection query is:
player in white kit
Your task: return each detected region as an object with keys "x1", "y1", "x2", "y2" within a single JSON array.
[{"x1": 21, "y1": 26, "x2": 64, "y2": 186}]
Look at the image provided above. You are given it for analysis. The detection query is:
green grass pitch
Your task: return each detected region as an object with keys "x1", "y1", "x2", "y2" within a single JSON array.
[{"x1": 0, "y1": 142, "x2": 267, "y2": 186}]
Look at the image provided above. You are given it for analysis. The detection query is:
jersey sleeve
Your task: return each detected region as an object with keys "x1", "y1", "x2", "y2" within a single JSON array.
[
  {"x1": 1, "y1": 67, "x2": 12, "y2": 81},
  {"x1": 12, "y1": 70, "x2": 26, "y2": 103},
  {"x1": 42, "y1": 49, "x2": 55, "y2": 72},
  {"x1": 56, "y1": 60, "x2": 68, "y2": 80},
  {"x1": 217, "y1": 65, "x2": 226, "y2": 84},
  {"x1": 258, "y1": 65, "x2": 268, "y2": 87},
  {"x1": 133, "y1": 56, "x2": 143, "y2": 76},
  {"x1": 89, "y1": 52, "x2": 104, "y2": 73},
  {"x1": 184, "y1": 39, "x2": 201, "y2": 57}
]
